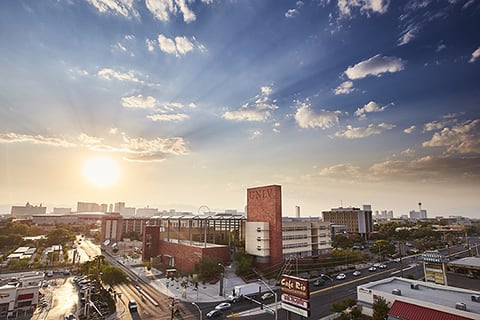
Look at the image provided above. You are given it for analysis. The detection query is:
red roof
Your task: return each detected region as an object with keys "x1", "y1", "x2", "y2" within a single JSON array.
[{"x1": 388, "y1": 300, "x2": 474, "y2": 320}]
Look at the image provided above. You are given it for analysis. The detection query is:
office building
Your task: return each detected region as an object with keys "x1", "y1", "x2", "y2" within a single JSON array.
[{"x1": 322, "y1": 205, "x2": 373, "y2": 239}]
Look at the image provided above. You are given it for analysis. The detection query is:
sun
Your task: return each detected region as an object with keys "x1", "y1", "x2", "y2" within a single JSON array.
[{"x1": 83, "y1": 157, "x2": 120, "y2": 187}]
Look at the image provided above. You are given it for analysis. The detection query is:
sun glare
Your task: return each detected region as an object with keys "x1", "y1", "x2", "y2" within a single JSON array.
[{"x1": 83, "y1": 157, "x2": 120, "y2": 187}]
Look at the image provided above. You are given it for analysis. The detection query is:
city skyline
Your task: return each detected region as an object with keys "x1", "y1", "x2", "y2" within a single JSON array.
[{"x1": 1, "y1": 1, "x2": 479, "y2": 219}]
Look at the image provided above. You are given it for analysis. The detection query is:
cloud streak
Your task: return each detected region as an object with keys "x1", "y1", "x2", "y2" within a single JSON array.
[{"x1": 345, "y1": 54, "x2": 405, "y2": 80}]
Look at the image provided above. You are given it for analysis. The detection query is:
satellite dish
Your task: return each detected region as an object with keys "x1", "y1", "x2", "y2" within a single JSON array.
[
  {"x1": 103, "y1": 239, "x2": 111, "y2": 246},
  {"x1": 112, "y1": 242, "x2": 117, "y2": 248}
]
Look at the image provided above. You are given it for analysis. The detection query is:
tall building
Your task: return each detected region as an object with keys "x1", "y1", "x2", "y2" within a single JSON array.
[
  {"x1": 11, "y1": 202, "x2": 46, "y2": 219},
  {"x1": 409, "y1": 209, "x2": 427, "y2": 220},
  {"x1": 322, "y1": 205, "x2": 373, "y2": 239},
  {"x1": 77, "y1": 202, "x2": 108, "y2": 212}
]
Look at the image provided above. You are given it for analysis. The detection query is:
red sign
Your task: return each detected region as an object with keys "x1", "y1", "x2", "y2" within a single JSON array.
[
  {"x1": 280, "y1": 274, "x2": 310, "y2": 300},
  {"x1": 17, "y1": 293, "x2": 34, "y2": 300},
  {"x1": 281, "y1": 293, "x2": 309, "y2": 309}
]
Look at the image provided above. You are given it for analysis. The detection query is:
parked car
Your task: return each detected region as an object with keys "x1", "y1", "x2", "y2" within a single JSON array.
[
  {"x1": 206, "y1": 309, "x2": 222, "y2": 319},
  {"x1": 261, "y1": 292, "x2": 274, "y2": 300},
  {"x1": 336, "y1": 273, "x2": 346, "y2": 280},
  {"x1": 64, "y1": 313, "x2": 77, "y2": 320},
  {"x1": 214, "y1": 302, "x2": 231, "y2": 311},
  {"x1": 352, "y1": 271, "x2": 361, "y2": 276}
]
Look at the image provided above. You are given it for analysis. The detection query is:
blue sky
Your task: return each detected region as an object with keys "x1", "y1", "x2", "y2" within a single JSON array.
[{"x1": 1, "y1": 0, "x2": 479, "y2": 218}]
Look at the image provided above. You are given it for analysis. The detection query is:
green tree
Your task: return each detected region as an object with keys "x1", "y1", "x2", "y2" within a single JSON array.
[
  {"x1": 373, "y1": 296, "x2": 390, "y2": 320},
  {"x1": 234, "y1": 251, "x2": 253, "y2": 278},
  {"x1": 332, "y1": 234, "x2": 353, "y2": 250},
  {"x1": 101, "y1": 266, "x2": 127, "y2": 286},
  {"x1": 194, "y1": 256, "x2": 223, "y2": 281},
  {"x1": 370, "y1": 240, "x2": 395, "y2": 262},
  {"x1": 45, "y1": 228, "x2": 75, "y2": 246}
]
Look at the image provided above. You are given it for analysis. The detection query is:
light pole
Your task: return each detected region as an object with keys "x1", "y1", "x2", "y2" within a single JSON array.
[
  {"x1": 218, "y1": 263, "x2": 225, "y2": 297},
  {"x1": 192, "y1": 302, "x2": 202, "y2": 320},
  {"x1": 257, "y1": 278, "x2": 277, "y2": 320}
]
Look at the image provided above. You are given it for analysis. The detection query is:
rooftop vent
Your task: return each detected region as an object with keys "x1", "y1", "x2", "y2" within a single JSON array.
[
  {"x1": 410, "y1": 283, "x2": 419, "y2": 290},
  {"x1": 472, "y1": 294, "x2": 480, "y2": 303},
  {"x1": 455, "y1": 302, "x2": 467, "y2": 311},
  {"x1": 392, "y1": 289, "x2": 401, "y2": 296}
]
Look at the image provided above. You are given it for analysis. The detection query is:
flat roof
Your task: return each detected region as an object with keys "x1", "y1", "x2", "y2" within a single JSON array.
[
  {"x1": 448, "y1": 257, "x2": 480, "y2": 268},
  {"x1": 360, "y1": 277, "x2": 480, "y2": 316}
]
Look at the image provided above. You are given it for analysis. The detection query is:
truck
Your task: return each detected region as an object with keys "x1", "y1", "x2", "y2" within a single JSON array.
[{"x1": 226, "y1": 283, "x2": 261, "y2": 303}]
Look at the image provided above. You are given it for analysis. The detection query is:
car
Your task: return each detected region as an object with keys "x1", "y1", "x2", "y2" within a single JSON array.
[
  {"x1": 393, "y1": 258, "x2": 401, "y2": 263},
  {"x1": 368, "y1": 266, "x2": 377, "y2": 272},
  {"x1": 206, "y1": 309, "x2": 222, "y2": 319},
  {"x1": 65, "y1": 313, "x2": 77, "y2": 320},
  {"x1": 336, "y1": 273, "x2": 346, "y2": 280},
  {"x1": 261, "y1": 292, "x2": 274, "y2": 300},
  {"x1": 46, "y1": 270, "x2": 54, "y2": 277},
  {"x1": 352, "y1": 271, "x2": 361, "y2": 276},
  {"x1": 378, "y1": 264, "x2": 387, "y2": 269},
  {"x1": 128, "y1": 300, "x2": 137, "y2": 312},
  {"x1": 313, "y1": 278, "x2": 325, "y2": 286},
  {"x1": 214, "y1": 302, "x2": 231, "y2": 311}
]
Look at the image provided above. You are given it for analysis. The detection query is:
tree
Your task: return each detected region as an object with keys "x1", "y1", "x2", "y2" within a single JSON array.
[
  {"x1": 234, "y1": 251, "x2": 253, "y2": 278},
  {"x1": 101, "y1": 266, "x2": 127, "y2": 286},
  {"x1": 194, "y1": 256, "x2": 223, "y2": 281},
  {"x1": 373, "y1": 296, "x2": 390, "y2": 320},
  {"x1": 45, "y1": 228, "x2": 76, "y2": 246},
  {"x1": 332, "y1": 234, "x2": 353, "y2": 250},
  {"x1": 370, "y1": 240, "x2": 395, "y2": 262}
]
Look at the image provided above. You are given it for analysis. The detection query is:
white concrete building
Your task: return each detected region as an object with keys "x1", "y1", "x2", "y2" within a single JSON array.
[
  {"x1": 357, "y1": 276, "x2": 480, "y2": 320},
  {"x1": 0, "y1": 272, "x2": 44, "y2": 319}
]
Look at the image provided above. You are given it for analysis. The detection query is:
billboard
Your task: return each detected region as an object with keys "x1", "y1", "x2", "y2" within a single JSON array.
[{"x1": 280, "y1": 274, "x2": 310, "y2": 317}]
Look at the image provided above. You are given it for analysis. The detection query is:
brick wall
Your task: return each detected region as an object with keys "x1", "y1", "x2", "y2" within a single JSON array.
[{"x1": 247, "y1": 185, "x2": 283, "y2": 267}]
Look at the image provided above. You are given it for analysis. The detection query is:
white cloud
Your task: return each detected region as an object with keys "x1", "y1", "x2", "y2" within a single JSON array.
[
  {"x1": 335, "y1": 123, "x2": 395, "y2": 138},
  {"x1": 338, "y1": 0, "x2": 390, "y2": 17},
  {"x1": 87, "y1": 0, "x2": 139, "y2": 18},
  {"x1": 121, "y1": 136, "x2": 189, "y2": 157},
  {"x1": 121, "y1": 95, "x2": 157, "y2": 109},
  {"x1": 345, "y1": 54, "x2": 405, "y2": 80},
  {"x1": 404, "y1": 125, "x2": 416, "y2": 134},
  {"x1": 334, "y1": 80, "x2": 355, "y2": 95},
  {"x1": 401, "y1": 148, "x2": 416, "y2": 156},
  {"x1": 223, "y1": 86, "x2": 278, "y2": 122},
  {"x1": 469, "y1": 47, "x2": 480, "y2": 63},
  {"x1": 317, "y1": 163, "x2": 362, "y2": 180},
  {"x1": 249, "y1": 130, "x2": 263, "y2": 139},
  {"x1": 294, "y1": 101, "x2": 341, "y2": 129},
  {"x1": 285, "y1": 9, "x2": 298, "y2": 18},
  {"x1": 147, "y1": 113, "x2": 189, "y2": 121},
  {"x1": 97, "y1": 68, "x2": 142, "y2": 83},
  {"x1": 398, "y1": 24, "x2": 419, "y2": 46},
  {"x1": 354, "y1": 101, "x2": 388, "y2": 119},
  {"x1": 146, "y1": 0, "x2": 196, "y2": 23},
  {"x1": 146, "y1": 39, "x2": 156, "y2": 52},
  {"x1": 0, "y1": 132, "x2": 75, "y2": 147},
  {"x1": 422, "y1": 119, "x2": 480, "y2": 154},
  {"x1": 157, "y1": 34, "x2": 196, "y2": 57}
]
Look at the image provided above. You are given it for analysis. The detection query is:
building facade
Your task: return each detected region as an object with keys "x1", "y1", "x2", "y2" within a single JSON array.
[
  {"x1": 10, "y1": 203, "x2": 46, "y2": 219},
  {"x1": 0, "y1": 272, "x2": 43, "y2": 319},
  {"x1": 322, "y1": 205, "x2": 373, "y2": 239}
]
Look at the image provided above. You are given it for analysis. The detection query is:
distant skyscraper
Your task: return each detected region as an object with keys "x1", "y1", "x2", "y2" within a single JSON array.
[
  {"x1": 77, "y1": 202, "x2": 107, "y2": 212},
  {"x1": 11, "y1": 202, "x2": 46, "y2": 219}
]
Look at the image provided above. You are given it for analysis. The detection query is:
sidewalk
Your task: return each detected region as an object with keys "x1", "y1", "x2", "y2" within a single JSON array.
[{"x1": 122, "y1": 257, "x2": 248, "y2": 303}]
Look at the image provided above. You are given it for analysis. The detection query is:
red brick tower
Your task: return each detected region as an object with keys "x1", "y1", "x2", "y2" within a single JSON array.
[{"x1": 247, "y1": 185, "x2": 283, "y2": 267}]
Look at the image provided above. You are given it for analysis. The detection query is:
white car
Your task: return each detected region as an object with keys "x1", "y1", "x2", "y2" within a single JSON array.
[
  {"x1": 214, "y1": 302, "x2": 231, "y2": 311},
  {"x1": 336, "y1": 273, "x2": 346, "y2": 280},
  {"x1": 261, "y1": 292, "x2": 274, "y2": 300},
  {"x1": 368, "y1": 266, "x2": 377, "y2": 272},
  {"x1": 352, "y1": 271, "x2": 361, "y2": 276}
]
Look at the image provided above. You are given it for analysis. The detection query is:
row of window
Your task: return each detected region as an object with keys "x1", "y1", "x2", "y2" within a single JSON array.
[
  {"x1": 282, "y1": 234, "x2": 308, "y2": 240},
  {"x1": 282, "y1": 242, "x2": 309, "y2": 249}
]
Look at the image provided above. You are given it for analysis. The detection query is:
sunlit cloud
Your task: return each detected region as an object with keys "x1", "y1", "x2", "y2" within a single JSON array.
[
  {"x1": 97, "y1": 68, "x2": 142, "y2": 83},
  {"x1": 87, "y1": 0, "x2": 139, "y2": 18},
  {"x1": 398, "y1": 24, "x2": 418, "y2": 46},
  {"x1": 345, "y1": 54, "x2": 405, "y2": 80},
  {"x1": 335, "y1": 123, "x2": 395, "y2": 138},
  {"x1": 354, "y1": 101, "x2": 389, "y2": 119},
  {"x1": 469, "y1": 47, "x2": 480, "y2": 63},
  {"x1": 121, "y1": 95, "x2": 157, "y2": 109},
  {"x1": 0, "y1": 133, "x2": 75, "y2": 147},
  {"x1": 334, "y1": 80, "x2": 355, "y2": 95},
  {"x1": 146, "y1": 0, "x2": 196, "y2": 23},
  {"x1": 338, "y1": 0, "x2": 390, "y2": 17},
  {"x1": 146, "y1": 39, "x2": 156, "y2": 52},
  {"x1": 223, "y1": 86, "x2": 278, "y2": 122},
  {"x1": 422, "y1": 119, "x2": 480, "y2": 154},
  {"x1": 403, "y1": 125, "x2": 416, "y2": 134},
  {"x1": 147, "y1": 113, "x2": 189, "y2": 121},
  {"x1": 294, "y1": 101, "x2": 341, "y2": 129},
  {"x1": 158, "y1": 34, "x2": 197, "y2": 57}
]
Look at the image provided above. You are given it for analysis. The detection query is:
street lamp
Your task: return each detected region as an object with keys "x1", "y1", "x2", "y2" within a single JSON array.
[
  {"x1": 257, "y1": 278, "x2": 277, "y2": 320},
  {"x1": 192, "y1": 302, "x2": 202, "y2": 320},
  {"x1": 218, "y1": 263, "x2": 225, "y2": 297}
]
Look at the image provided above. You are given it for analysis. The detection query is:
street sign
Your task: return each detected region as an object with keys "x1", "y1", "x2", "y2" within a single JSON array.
[{"x1": 281, "y1": 302, "x2": 310, "y2": 317}]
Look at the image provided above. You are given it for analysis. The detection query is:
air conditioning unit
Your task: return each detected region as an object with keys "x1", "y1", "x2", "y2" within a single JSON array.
[
  {"x1": 410, "y1": 283, "x2": 419, "y2": 290},
  {"x1": 472, "y1": 294, "x2": 480, "y2": 302},
  {"x1": 392, "y1": 289, "x2": 401, "y2": 296},
  {"x1": 455, "y1": 302, "x2": 467, "y2": 311},
  {"x1": 257, "y1": 246, "x2": 262, "y2": 251},
  {"x1": 256, "y1": 227, "x2": 262, "y2": 232}
]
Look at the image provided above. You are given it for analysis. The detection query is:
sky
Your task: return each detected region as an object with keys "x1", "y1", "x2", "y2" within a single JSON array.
[{"x1": 1, "y1": 0, "x2": 479, "y2": 219}]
